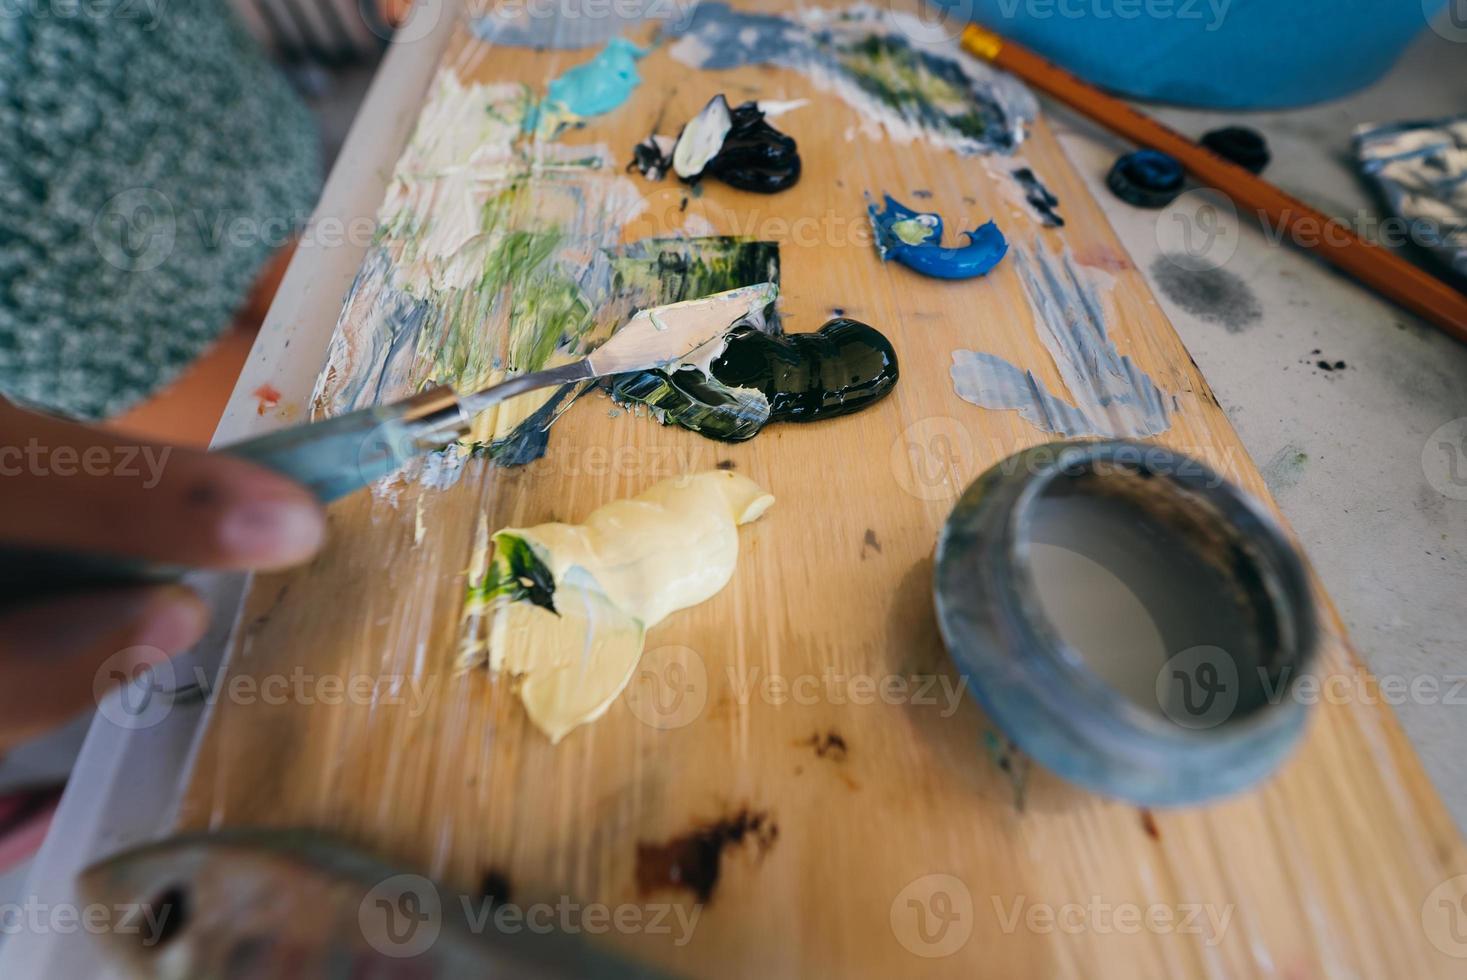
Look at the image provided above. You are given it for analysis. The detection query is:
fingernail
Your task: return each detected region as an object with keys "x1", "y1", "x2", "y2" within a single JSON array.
[{"x1": 220, "y1": 499, "x2": 325, "y2": 568}]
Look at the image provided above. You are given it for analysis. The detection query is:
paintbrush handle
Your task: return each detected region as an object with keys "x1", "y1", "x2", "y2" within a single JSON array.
[{"x1": 961, "y1": 25, "x2": 1467, "y2": 344}]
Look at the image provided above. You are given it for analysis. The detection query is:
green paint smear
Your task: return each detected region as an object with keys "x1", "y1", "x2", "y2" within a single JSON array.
[
  {"x1": 837, "y1": 34, "x2": 999, "y2": 147},
  {"x1": 467, "y1": 533, "x2": 558, "y2": 613},
  {"x1": 607, "y1": 238, "x2": 782, "y2": 441}
]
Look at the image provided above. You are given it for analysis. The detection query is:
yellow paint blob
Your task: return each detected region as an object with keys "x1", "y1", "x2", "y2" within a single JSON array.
[{"x1": 470, "y1": 471, "x2": 772, "y2": 742}]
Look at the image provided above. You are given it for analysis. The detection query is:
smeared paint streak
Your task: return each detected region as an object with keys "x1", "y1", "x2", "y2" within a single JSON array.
[
  {"x1": 629, "y1": 133, "x2": 675, "y2": 180},
  {"x1": 636, "y1": 809, "x2": 778, "y2": 903},
  {"x1": 983, "y1": 731, "x2": 1030, "y2": 812},
  {"x1": 545, "y1": 37, "x2": 645, "y2": 118},
  {"x1": 1148, "y1": 256, "x2": 1262, "y2": 332},
  {"x1": 252, "y1": 384, "x2": 281, "y2": 415},
  {"x1": 1011, "y1": 167, "x2": 1064, "y2": 227},
  {"x1": 950, "y1": 244, "x2": 1172, "y2": 438},
  {"x1": 665, "y1": 3, "x2": 1035, "y2": 156},
  {"x1": 311, "y1": 73, "x2": 648, "y2": 475},
  {"x1": 950, "y1": 350, "x2": 1092, "y2": 436},
  {"x1": 1261, "y1": 444, "x2": 1309, "y2": 493},
  {"x1": 868, "y1": 194, "x2": 1007, "y2": 279}
]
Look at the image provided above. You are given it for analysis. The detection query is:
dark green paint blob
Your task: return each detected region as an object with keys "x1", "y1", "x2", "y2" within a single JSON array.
[
  {"x1": 711, "y1": 318, "x2": 897, "y2": 422},
  {"x1": 612, "y1": 318, "x2": 899, "y2": 442},
  {"x1": 468, "y1": 534, "x2": 557, "y2": 614}
]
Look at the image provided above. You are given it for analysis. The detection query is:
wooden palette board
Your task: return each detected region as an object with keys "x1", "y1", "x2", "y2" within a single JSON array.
[{"x1": 178, "y1": 5, "x2": 1467, "y2": 976}]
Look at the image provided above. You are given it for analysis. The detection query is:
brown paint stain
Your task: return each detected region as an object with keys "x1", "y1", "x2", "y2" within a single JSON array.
[
  {"x1": 1139, "y1": 808, "x2": 1160, "y2": 841},
  {"x1": 480, "y1": 869, "x2": 512, "y2": 907},
  {"x1": 1073, "y1": 244, "x2": 1133, "y2": 274},
  {"x1": 861, "y1": 529, "x2": 881, "y2": 558},
  {"x1": 801, "y1": 731, "x2": 849, "y2": 762},
  {"x1": 636, "y1": 810, "x2": 777, "y2": 903},
  {"x1": 253, "y1": 383, "x2": 282, "y2": 415},
  {"x1": 716, "y1": 459, "x2": 736, "y2": 470}
]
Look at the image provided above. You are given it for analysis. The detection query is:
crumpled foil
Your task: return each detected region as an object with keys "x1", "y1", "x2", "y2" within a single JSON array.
[{"x1": 1355, "y1": 115, "x2": 1467, "y2": 279}]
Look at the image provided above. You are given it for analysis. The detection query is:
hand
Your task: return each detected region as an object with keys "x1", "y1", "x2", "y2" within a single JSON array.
[{"x1": 0, "y1": 399, "x2": 326, "y2": 749}]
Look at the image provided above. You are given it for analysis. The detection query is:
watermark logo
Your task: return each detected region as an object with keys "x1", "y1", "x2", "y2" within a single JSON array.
[
  {"x1": 1155, "y1": 645, "x2": 1239, "y2": 729},
  {"x1": 1422, "y1": 874, "x2": 1467, "y2": 958},
  {"x1": 624, "y1": 644, "x2": 709, "y2": 731},
  {"x1": 93, "y1": 646, "x2": 176, "y2": 731},
  {"x1": 1156, "y1": 188, "x2": 1240, "y2": 273},
  {"x1": 359, "y1": 874, "x2": 442, "y2": 958},
  {"x1": 891, "y1": 874, "x2": 974, "y2": 958},
  {"x1": 92, "y1": 188, "x2": 175, "y2": 272},
  {"x1": 891, "y1": 416, "x2": 975, "y2": 501},
  {"x1": 993, "y1": 895, "x2": 1233, "y2": 943},
  {"x1": 1423, "y1": 418, "x2": 1467, "y2": 501}
]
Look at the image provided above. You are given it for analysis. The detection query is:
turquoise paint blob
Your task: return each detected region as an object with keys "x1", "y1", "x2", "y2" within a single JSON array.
[
  {"x1": 867, "y1": 194, "x2": 1008, "y2": 281},
  {"x1": 546, "y1": 37, "x2": 647, "y2": 118}
]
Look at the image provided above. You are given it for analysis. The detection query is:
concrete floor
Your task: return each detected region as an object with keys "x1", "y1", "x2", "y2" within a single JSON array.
[{"x1": 1053, "y1": 26, "x2": 1467, "y2": 827}]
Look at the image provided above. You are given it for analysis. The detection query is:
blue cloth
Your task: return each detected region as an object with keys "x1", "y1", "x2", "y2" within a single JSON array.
[
  {"x1": 0, "y1": 5, "x2": 321, "y2": 418},
  {"x1": 945, "y1": 0, "x2": 1446, "y2": 109}
]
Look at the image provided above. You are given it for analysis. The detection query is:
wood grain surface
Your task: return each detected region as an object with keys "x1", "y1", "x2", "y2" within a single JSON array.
[{"x1": 177, "y1": 5, "x2": 1467, "y2": 976}]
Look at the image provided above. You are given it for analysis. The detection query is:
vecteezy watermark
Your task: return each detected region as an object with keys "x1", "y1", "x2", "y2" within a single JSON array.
[
  {"x1": 1155, "y1": 188, "x2": 1241, "y2": 273},
  {"x1": 623, "y1": 645, "x2": 710, "y2": 731},
  {"x1": 1155, "y1": 645, "x2": 1241, "y2": 729},
  {"x1": 1426, "y1": 0, "x2": 1467, "y2": 44},
  {"x1": 1154, "y1": 646, "x2": 1467, "y2": 729},
  {"x1": 357, "y1": 875, "x2": 702, "y2": 958},
  {"x1": 891, "y1": 874, "x2": 974, "y2": 958},
  {"x1": 890, "y1": 416, "x2": 976, "y2": 502},
  {"x1": 91, "y1": 188, "x2": 176, "y2": 273},
  {"x1": 1423, "y1": 417, "x2": 1467, "y2": 501},
  {"x1": 0, "y1": 439, "x2": 170, "y2": 486},
  {"x1": 1422, "y1": 874, "x2": 1467, "y2": 959},
  {"x1": 0, "y1": 0, "x2": 166, "y2": 30},
  {"x1": 992, "y1": 895, "x2": 1234, "y2": 944},
  {"x1": 0, "y1": 896, "x2": 177, "y2": 945},
  {"x1": 95, "y1": 653, "x2": 441, "y2": 732},
  {"x1": 620, "y1": 645, "x2": 970, "y2": 732},
  {"x1": 988, "y1": 0, "x2": 1233, "y2": 31},
  {"x1": 727, "y1": 668, "x2": 969, "y2": 717}
]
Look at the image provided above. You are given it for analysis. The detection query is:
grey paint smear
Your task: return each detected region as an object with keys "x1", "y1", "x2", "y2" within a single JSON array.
[
  {"x1": 950, "y1": 350, "x2": 1093, "y2": 437},
  {"x1": 1149, "y1": 256, "x2": 1262, "y2": 332},
  {"x1": 951, "y1": 245, "x2": 1173, "y2": 438}
]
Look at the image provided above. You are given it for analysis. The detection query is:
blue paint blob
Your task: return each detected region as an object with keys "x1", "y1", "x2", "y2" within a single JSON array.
[
  {"x1": 867, "y1": 194, "x2": 1008, "y2": 280},
  {"x1": 1106, "y1": 150, "x2": 1184, "y2": 209},
  {"x1": 546, "y1": 37, "x2": 646, "y2": 117}
]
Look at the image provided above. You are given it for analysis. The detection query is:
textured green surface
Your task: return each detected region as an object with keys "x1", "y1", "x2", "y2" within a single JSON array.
[{"x1": 0, "y1": 6, "x2": 321, "y2": 418}]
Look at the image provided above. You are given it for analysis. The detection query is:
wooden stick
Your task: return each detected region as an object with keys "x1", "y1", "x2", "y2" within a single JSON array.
[{"x1": 962, "y1": 24, "x2": 1467, "y2": 344}]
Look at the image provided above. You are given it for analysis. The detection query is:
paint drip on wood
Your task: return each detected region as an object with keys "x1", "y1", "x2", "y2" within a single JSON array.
[{"x1": 949, "y1": 243, "x2": 1173, "y2": 438}]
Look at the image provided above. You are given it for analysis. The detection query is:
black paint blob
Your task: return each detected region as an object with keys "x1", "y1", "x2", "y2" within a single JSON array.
[
  {"x1": 709, "y1": 317, "x2": 896, "y2": 422},
  {"x1": 702, "y1": 101, "x2": 801, "y2": 193}
]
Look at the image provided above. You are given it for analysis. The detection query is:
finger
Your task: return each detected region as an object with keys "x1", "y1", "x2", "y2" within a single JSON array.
[
  {"x1": 0, "y1": 402, "x2": 325, "y2": 570},
  {"x1": 0, "y1": 585, "x2": 208, "y2": 750}
]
